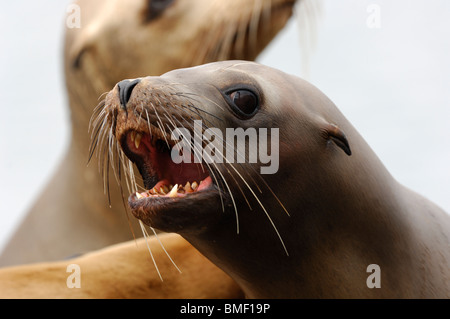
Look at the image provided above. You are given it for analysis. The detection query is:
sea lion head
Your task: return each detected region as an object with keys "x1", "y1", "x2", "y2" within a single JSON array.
[
  {"x1": 91, "y1": 61, "x2": 355, "y2": 251},
  {"x1": 65, "y1": 0, "x2": 297, "y2": 139},
  {"x1": 94, "y1": 61, "x2": 450, "y2": 299}
]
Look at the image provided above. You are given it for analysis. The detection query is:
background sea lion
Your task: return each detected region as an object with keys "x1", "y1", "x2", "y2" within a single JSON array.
[
  {"x1": 0, "y1": 0, "x2": 298, "y2": 266},
  {"x1": 98, "y1": 61, "x2": 450, "y2": 298},
  {"x1": 0, "y1": 233, "x2": 243, "y2": 299}
]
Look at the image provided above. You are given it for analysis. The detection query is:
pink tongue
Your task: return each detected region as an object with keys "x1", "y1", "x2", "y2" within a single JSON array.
[{"x1": 197, "y1": 176, "x2": 212, "y2": 191}]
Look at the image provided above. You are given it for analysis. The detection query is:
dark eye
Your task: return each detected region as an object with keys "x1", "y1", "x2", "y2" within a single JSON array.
[
  {"x1": 146, "y1": 0, "x2": 175, "y2": 21},
  {"x1": 227, "y1": 89, "x2": 259, "y2": 118}
]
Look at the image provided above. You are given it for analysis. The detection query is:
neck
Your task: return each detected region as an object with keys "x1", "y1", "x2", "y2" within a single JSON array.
[{"x1": 182, "y1": 143, "x2": 419, "y2": 298}]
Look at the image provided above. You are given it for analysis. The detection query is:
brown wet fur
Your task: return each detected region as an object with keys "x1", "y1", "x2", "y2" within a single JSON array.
[{"x1": 0, "y1": 233, "x2": 243, "y2": 299}]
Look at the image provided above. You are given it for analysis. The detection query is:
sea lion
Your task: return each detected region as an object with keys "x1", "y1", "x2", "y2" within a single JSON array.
[
  {"x1": 0, "y1": 0, "x2": 297, "y2": 266},
  {"x1": 94, "y1": 61, "x2": 450, "y2": 298},
  {"x1": 0, "y1": 233, "x2": 243, "y2": 299}
]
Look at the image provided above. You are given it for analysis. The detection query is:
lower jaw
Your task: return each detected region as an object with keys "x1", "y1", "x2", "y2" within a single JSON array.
[{"x1": 128, "y1": 185, "x2": 225, "y2": 235}]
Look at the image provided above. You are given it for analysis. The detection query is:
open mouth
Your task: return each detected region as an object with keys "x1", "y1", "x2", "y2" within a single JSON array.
[{"x1": 120, "y1": 126, "x2": 214, "y2": 206}]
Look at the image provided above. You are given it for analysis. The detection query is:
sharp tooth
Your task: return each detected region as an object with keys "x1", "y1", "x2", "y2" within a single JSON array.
[
  {"x1": 159, "y1": 187, "x2": 165, "y2": 194},
  {"x1": 130, "y1": 131, "x2": 136, "y2": 142},
  {"x1": 191, "y1": 181, "x2": 198, "y2": 190},
  {"x1": 162, "y1": 185, "x2": 169, "y2": 193},
  {"x1": 185, "y1": 182, "x2": 193, "y2": 193},
  {"x1": 168, "y1": 184, "x2": 178, "y2": 197},
  {"x1": 135, "y1": 133, "x2": 142, "y2": 149},
  {"x1": 136, "y1": 192, "x2": 143, "y2": 199}
]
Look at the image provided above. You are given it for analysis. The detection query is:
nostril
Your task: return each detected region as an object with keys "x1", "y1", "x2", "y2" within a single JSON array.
[{"x1": 118, "y1": 78, "x2": 141, "y2": 108}]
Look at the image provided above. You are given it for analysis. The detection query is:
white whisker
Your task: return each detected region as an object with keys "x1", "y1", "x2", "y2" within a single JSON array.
[
  {"x1": 149, "y1": 227, "x2": 182, "y2": 274},
  {"x1": 139, "y1": 220, "x2": 163, "y2": 281}
]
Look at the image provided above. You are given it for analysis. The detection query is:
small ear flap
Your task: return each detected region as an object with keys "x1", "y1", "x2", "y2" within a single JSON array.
[{"x1": 323, "y1": 124, "x2": 352, "y2": 156}]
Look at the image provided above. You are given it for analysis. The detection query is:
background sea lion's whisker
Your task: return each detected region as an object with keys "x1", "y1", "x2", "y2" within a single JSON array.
[
  {"x1": 219, "y1": 18, "x2": 238, "y2": 60},
  {"x1": 205, "y1": 26, "x2": 224, "y2": 62},
  {"x1": 208, "y1": 0, "x2": 241, "y2": 62},
  {"x1": 261, "y1": 0, "x2": 273, "y2": 35},
  {"x1": 249, "y1": 0, "x2": 263, "y2": 56},
  {"x1": 234, "y1": 9, "x2": 249, "y2": 57},
  {"x1": 294, "y1": 0, "x2": 322, "y2": 79}
]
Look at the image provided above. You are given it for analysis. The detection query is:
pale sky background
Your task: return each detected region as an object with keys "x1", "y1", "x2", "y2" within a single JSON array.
[{"x1": 0, "y1": 0, "x2": 449, "y2": 254}]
